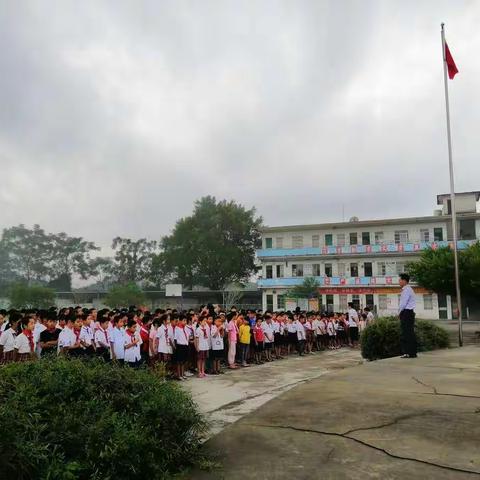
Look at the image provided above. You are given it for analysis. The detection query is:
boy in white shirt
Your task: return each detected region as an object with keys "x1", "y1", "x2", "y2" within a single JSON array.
[
  {"x1": 295, "y1": 316, "x2": 306, "y2": 356},
  {"x1": 58, "y1": 318, "x2": 81, "y2": 355},
  {"x1": 124, "y1": 319, "x2": 143, "y2": 368},
  {"x1": 80, "y1": 314, "x2": 95, "y2": 356},
  {"x1": 262, "y1": 316, "x2": 275, "y2": 362},
  {"x1": 0, "y1": 313, "x2": 20, "y2": 363},
  {"x1": 94, "y1": 317, "x2": 111, "y2": 361},
  {"x1": 110, "y1": 316, "x2": 126, "y2": 364}
]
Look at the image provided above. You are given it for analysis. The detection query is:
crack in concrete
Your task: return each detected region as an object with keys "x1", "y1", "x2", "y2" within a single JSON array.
[
  {"x1": 416, "y1": 391, "x2": 480, "y2": 400},
  {"x1": 412, "y1": 376, "x2": 438, "y2": 394},
  {"x1": 244, "y1": 423, "x2": 480, "y2": 476}
]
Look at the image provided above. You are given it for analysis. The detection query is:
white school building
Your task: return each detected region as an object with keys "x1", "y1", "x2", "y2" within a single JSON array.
[{"x1": 256, "y1": 191, "x2": 480, "y2": 319}]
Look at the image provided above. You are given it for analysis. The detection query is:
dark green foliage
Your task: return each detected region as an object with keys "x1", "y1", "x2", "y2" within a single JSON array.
[
  {"x1": 103, "y1": 283, "x2": 147, "y2": 308},
  {"x1": 287, "y1": 277, "x2": 320, "y2": 299},
  {"x1": 0, "y1": 358, "x2": 207, "y2": 480},
  {"x1": 361, "y1": 317, "x2": 450, "y2": 361},
  {"x1": 8, "y1": 283, "x2": 56, "y2": 309}
]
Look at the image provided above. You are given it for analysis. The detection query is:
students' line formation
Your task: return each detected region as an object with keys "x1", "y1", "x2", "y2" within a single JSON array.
[{"x1": 0, "y1": 303, "x2": 375, "y2": 379}]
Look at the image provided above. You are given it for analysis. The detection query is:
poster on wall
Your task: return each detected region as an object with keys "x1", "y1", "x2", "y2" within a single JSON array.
[
  {"x1": 285, "y1": 298, "x2": 297, "y2": 311},
  {"x1": 308, "y1": 298, "x2": 319, "y2": 311}
]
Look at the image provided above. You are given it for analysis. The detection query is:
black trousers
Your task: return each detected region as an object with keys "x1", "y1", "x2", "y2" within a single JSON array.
[{"x1": 400, "y1": 309, "x2": 417, "y2": 356}]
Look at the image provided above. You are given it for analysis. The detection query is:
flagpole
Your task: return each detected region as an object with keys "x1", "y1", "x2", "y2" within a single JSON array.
[{"x1": 441, "y1": 23, "x2": 463, "y2": 347}]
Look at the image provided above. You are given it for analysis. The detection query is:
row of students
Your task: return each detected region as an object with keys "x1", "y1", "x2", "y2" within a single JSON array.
[{"x1": 0, "y1": 305, "x2": 374, "y2": 375}]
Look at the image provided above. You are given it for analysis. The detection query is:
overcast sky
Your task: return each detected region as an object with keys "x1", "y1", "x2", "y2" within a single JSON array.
[{"x1": 1, "y1": 0, "x2": 479, "y2": 251}]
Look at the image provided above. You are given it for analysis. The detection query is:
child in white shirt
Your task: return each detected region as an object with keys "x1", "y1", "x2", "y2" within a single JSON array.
[{"x1": 124, "y1": 319, "x2": 142, "y2": 367}]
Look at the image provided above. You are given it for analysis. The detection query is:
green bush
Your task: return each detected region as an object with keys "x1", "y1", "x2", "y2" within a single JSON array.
[
  {"x1": 8, "y1": 283, "x2": 56, "y2": 309},
  {"x1": 0, "y1": 358, "x2": 207, "y2": 480},
  {"x1": 103, "y1": 283, "x2": 147, "y2": 308},
  {"x1": 361, "y1": 316, "x2": 450, "y2": 361}
]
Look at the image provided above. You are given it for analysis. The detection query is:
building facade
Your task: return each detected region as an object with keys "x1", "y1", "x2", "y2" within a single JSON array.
[{"x1": 257, "y1": 192, "x2": 480, "y2": 319}]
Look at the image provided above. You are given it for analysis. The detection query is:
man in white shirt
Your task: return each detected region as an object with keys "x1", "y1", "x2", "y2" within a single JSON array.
[{"x1": 398, "y1": 273, "x2": 417, "y2": 358}]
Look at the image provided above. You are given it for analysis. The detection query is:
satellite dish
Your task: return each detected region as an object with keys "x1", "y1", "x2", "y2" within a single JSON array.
[{"x1": 349, "y1": 216, "x2": 359, "y2": 222}]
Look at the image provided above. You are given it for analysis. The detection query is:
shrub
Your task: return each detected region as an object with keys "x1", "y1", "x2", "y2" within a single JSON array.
[
  {"x1": 361, "y1": 316, "x2": 450, "y2": 361},
  {"x1": 8, "y1": 283, "x2": 56, "y2": 309},
  {"x1": 0, "y1": 358, "x2": 207, "y2": 480},
  {"x1": 103, "y1": 283, "x2": 147, "y2": 308}
]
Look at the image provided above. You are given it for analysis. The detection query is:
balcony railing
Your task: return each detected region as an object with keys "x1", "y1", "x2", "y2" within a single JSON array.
[
  {"x1": 258, "y1": 275, "x2": 401, "y2": 288},
  {"x1": 257, "y1": 239, "x2": 477, "y2": 258}
]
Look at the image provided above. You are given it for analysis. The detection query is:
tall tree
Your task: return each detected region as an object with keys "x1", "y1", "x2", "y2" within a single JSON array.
[
  {"x1": 1, "y1": 225, "x2": 52, "y2": 283},
  {"x1": 111, "y1": 237, "x2": 157, "y2": 284},
  {"x1": 159, "y1": 196, "x2": 262, "y2": 290},
  {"x1": 48, "y1": 232, "x2": 99, "y2": 290},
  {"x1": 288, "y1": 277, "x2": 321, "y2": 299},
  {"x1": 407, "y1": 243, "x2": 480, "y2": 298}
]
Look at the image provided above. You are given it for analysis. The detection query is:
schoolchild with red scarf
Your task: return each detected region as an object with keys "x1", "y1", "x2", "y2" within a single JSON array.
[
  {"x1": 194, "y1": 315, "x2": 210, "y2": 378},
  {"x1": 94, "y1": 317, "x2": 111, "y2": 361},
  {"x1": 14, "y1": 316, "x2": 36, "y2": 362},
  {"x1": 173, "y1": 314, "x2": 189, "y2": 380},
  {"x1": 124, "y1": 318, "x2": 142, "y2": 368}
]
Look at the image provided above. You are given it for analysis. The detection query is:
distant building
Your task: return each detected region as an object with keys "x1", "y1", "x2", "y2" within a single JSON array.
[{"x1": 256, "y1": 191, "x2": 480, "y2": 319}]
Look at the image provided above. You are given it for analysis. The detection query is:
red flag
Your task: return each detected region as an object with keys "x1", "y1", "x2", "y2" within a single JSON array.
[{"x1": 445, "y1": 42, "x2": 458, "y2": 79}]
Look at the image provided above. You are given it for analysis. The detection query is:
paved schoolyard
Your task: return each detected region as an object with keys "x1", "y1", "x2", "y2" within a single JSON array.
[{"x1": 189, "y1": 346, "x2": 480, "y2": 479}]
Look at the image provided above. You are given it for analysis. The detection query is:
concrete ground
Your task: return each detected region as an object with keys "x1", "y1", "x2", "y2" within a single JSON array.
[
  {"x1": 183, "y1": 348, "x2": 363, "y2": 437},
  {"x1": 189, "y1": 346, "x2": 480, "y2": 480}
]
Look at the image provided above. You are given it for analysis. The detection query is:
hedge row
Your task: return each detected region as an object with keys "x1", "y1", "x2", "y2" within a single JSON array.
[
  {"x1": 0, "y1": 358, "x2": 206, "y2": 480},
  {"x1": 361, "y1": 316, "x2": 450, "y2": 361}
]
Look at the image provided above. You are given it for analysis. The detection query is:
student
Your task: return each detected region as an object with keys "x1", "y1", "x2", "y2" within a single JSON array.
[
  {"x1": 286, "y1": 316, "x2": 297, "y2": 355},
  {"x1": 39, "y1": 316, "x2": 61, "y2": 357},
  {"x1": 305, "y1": 314, "x2": 314, "y2": 354},
  {"x1": 326, "y1": 317, "x2": 336, "y2": 349},
  {"x1": 173, "y1": 314, "x2": 189, "y2": 380},
  {"x1": 94, "y1": 317, "x2": 111, "y2": 362},
  {"x1": 15, "y1": 316, "x2": 36, "y2": 362},
  {"x1": 365, "y1": 307, "x2": 375, "y2": 325},
  {"x1": 348, "y1": 302, "x2": 360, "y2": 348},
  {"x1": 110, "y1": 315, "x2": 126, "y2": 364},
  {"x1": 335, "y1": 315, "x2": 347, "y2": 348},
  {"x1": 80, "y1": 314, "x2": 95, "y2": 356},
  {"x1": 124, "y1": 319, "x2": 142, "y2": 368},
  {"x1": 0, "y1": 313, "x2": 20, "y2": 363},
  {"x1": 149, "y1": 318, "x2": 160, "y2": 366},
  {"x1": 58, "y1": 317, "x2": 82, "y2": 356},
  {"x1": 226, "y1": 312, "x2": 239, "y2": 369},
  {"x1": 272, "y1": 315, "x2": 283, "y2": 360},
  {"x1": 194, "y1": 316, "x2": 210, "y2": 377},
  {"x1": 238, "y1": 317, "x2": 251, "y2": 367},
  {"x1": 33, "y1": 311, "x2": 47, "y2": 358},
  {"x1": 253, "y1": 318, "x2": 265, "y2": 364},
  {"x1": 156, "y1": 314, "x2": 173, "y2": 363},
  {"x1": 210, "y1": 317, "x2": 225, "y2": 374},
  {"x1": 138, "y1": 313, "x2": 151, "y2": 365},
  {"x1": 262, "y1": 315, "x2": 275, "y2": 362},
  {"x1": 295, "y1": 316, "x2": 306, "y2": 356}
]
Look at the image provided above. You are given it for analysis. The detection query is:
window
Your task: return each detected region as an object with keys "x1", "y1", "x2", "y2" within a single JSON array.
[
  {"x1": 349, "y1": 232, "x2": 358, "y2": 245},
  {"x1": 423, "y1": 294, "x2": 433, "y2": 310},
  {"x1": 326, "y1": 295, "x2": 334, "y2": 313},
  {"x1": 266, "y1": 265, "x2": 273, "y2": 279},
  {"x1": 324, "y1": 263, "x2": 332, "y2": 277},
  {"x1": 292, "y1": 235, "x2": 303, "y2": 248},
  {"x1": 459, "y1": 220, "x2": 476, "y2": 240},
  {"x1": 420, "y1": 229, "x2": 430, "y2": 242},
  {"x1": 395, "y1": 262, "x2": 406, "y2": 274},
  {"x1": 434, "y1": 228, "x2": 443, "y2": 241},
  {"x1": 338, "y1": 263, "x2": 346, "y2": 277},
  {"x1": 277, "y1": 295, "x2": 286, "y2": 310},
  {"x1": 350, "y1": 263, "x2": 358, "y2": 277},
  {"x1": 374, "y1": 231, "x2": 384, "y2": 244},
  {"x1": 337, "y1": 233, "x2": 346, "y2": 247},
  {"x1": 362, "y1": 232, "x2": 371, "y2": 245},
  {"x1": 325, "y1": 234, "x2": 333, "y2": 246},
  {"x1": 365, "y1": 294, "x2": 374, "y2": 309},
  {"x1": 265, "y1": 237, "x2": 273, "y2": 249},
  {"x1": 276, "y1": 264, "x2": 284, "y2": 278},
  {"x1": 292, "y1": 264, "x2": 303, "y2": 277},
  {"x1": 339, "y1": 295, "x2": 348, "y2": 311},
  {"x1": 377, "y1": 261, "x2": 386, "y2": 276},
  {"x1": 312, "y1": 234, "x2": 320, "y2": 248},
  {"x1": 312, "y1": 264, "x2": 321, "y2": 276},
  {"x1": 394, "y1": 230, "x2": 409, "y2": 244},
  {"x1": 276, "y1": 237, "x2": 284, "y2": 248},
  {"x1": 364, "y1": 262, "x2": 373, "y2": 277},
  {"x1": 379, "y1": 295, "x2": 388, "y2": 310},
  {"x1": 266, "y1": 294, "x2": 274, "y2": 311}
]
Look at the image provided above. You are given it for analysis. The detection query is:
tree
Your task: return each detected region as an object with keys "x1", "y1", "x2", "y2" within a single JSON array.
[
  {"x1": 89, "y1": 257, "x2": 116, "y2": 290},
  {"x1": 48, "y1": 232, "x2": 99, "y2": 290},
  {"x1": 1, "y1": 225, "x2": 52, "y2": 284},
  {"x1": 103, "y1": 283, "x2": 147, "y2": 308},
  {"x1": 111, "y1": 238, "x2": 157, "y2": 284},
  {"x1": 407, "y1": 243, "x2": 480, "y2": 298},
  {"x1": 287, "y1": 277, "x2": 320, "y2": 299},
  {"x1": 158, "y1": 196, "x2": 262, "y2": 290},
  {"x1": 8, "y1": 283, "x2": 56, "y2": 309}
]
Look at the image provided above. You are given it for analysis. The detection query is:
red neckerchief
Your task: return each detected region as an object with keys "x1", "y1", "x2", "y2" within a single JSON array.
[
  {"x1": 201, "y1": 326, "x2": 207, "y2": 339},
  {"x1": 23, "y1": 329, "x2": 34, "y2": 352},
  {"x1": 74, "y1": 328, "x2": 81, "y2": 342},
  {"x1": 164, "y1": 325, "x2": 170, "y2": 345},
  {"x1": 127, "y1": 330, "x2": 136, "y2": 343},
  {"x1": 100, "y1": 327, "x2": 109, "y2": 344}
]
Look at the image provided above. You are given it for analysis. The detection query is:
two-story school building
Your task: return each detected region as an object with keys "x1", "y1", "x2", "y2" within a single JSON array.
[{"x1": 256, "y1": 191, "x2": 480, "y2": 319}]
